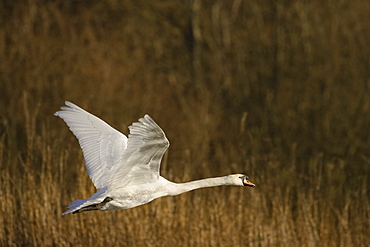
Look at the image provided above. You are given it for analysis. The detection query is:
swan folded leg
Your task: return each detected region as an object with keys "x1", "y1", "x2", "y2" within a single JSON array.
[
  {"x1": 62, "y1": 189, "x2": 108, "y2": 215},
  {"x1": 72, "y1": 197, "x2": 113, "y2": 214}
]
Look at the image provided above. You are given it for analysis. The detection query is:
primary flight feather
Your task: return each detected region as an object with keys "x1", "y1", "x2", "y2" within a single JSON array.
[{"x1": 55, "y1": 101, "x2": 255, "y2": 215}]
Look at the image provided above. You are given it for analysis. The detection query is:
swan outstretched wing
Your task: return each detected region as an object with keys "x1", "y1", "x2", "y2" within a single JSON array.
[
  {"x1": 55, "y1": 101, "x2": 128, "y2": 190},
  {"x1": 109, "y1": 115, "x2": 170, "y2": 189}
]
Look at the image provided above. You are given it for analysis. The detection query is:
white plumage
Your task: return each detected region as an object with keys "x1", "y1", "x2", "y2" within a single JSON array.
[{"x1": 55, "y1": 101, "x2": 255, "y2": 215}]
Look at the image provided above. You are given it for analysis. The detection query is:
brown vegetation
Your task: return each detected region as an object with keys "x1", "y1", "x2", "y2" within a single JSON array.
[{"x1": 0, "y1": 0, "x2": 369, "y2": 246}]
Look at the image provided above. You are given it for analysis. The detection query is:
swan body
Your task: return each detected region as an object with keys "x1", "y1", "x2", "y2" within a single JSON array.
[{"x1": 55, "y1": 101, "x2": 255, "y2": 215}]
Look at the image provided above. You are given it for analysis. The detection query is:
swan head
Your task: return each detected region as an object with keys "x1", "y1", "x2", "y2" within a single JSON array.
[{"x1": 230, "y1": 174, "x2": 255, "y2": 187}]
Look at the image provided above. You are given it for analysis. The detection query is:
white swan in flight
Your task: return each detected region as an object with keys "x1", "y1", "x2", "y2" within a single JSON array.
[{"x1": 55, "y1": 101, "x2": 255, "y2": 215}]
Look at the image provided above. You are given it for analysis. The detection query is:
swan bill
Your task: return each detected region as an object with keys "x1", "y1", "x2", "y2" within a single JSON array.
[{"x1": 243, "y1": 180, "x2": 255, "y2": 187}]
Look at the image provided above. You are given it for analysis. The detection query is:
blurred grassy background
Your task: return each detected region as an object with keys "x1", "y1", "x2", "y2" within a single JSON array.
[{"x1": 0, "y1": 0, "x2": 369, "y2": 246}]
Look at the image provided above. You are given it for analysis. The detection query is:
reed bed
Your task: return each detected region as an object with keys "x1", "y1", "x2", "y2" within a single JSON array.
[{"x1": 0, "y1": 0, "x2": 369, "y2": 246}]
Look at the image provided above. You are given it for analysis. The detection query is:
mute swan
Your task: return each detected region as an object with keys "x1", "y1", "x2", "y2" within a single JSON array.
[{"x1": 55, "y1": 101, "x2": 255, "y2": 215}]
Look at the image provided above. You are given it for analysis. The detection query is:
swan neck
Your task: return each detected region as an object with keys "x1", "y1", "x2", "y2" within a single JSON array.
[{"x1": 169, "y1": 176, "x2": 232, "y2": 196}]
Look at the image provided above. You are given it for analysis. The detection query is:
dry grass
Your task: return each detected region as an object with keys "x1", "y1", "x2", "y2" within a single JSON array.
[{"x1": 0, "y1": 0, "x2": 369, "y2": 246}]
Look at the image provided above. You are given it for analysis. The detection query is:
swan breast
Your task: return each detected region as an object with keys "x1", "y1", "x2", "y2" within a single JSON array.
[{"x1": 105, "y1": 178, "x2": 174, "y2": 210}]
